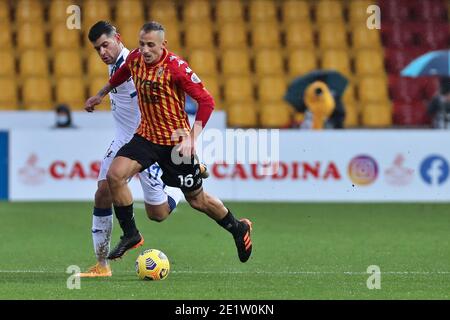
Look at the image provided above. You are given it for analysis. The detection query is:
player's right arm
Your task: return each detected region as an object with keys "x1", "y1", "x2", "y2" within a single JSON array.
[{"x1": 84, "y1": 61, "x2": 132, "y2": 112}]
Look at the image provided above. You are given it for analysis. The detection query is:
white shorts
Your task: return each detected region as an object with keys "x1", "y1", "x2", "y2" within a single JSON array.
[{"x1": 98, "y1": 140, "x2": 168, "y2": 205}]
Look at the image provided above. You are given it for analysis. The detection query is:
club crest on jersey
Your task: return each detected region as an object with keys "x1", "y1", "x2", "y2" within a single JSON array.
[
  {"x1": 156, "y1": 66, "x2": 164, "y2": 78},
  {"x1": 191, "y1": 73, "x2": 201, "y2": 84}
]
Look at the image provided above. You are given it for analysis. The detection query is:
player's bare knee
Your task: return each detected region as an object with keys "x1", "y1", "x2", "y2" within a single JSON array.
[
  {"x1": 147, "y1": 213, "x2": 166, "y2": 223},
  {"x1": 106, "y1": 170, "x2": 123, "y2": 189}
]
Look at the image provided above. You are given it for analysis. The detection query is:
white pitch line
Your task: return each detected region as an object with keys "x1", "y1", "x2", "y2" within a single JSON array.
[{"x1": 1, "y1": 270, "x2": 450, "y2": 275}]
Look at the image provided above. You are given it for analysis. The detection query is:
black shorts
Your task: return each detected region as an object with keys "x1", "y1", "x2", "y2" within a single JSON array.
[{"x1": 116, "y1": 134, "x2": 203, "y2": 193}]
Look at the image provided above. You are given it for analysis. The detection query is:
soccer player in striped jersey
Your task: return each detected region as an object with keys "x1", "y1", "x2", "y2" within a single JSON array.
[
  {"x1": 78, "y1": 21, "x2": 186, "y2": 277},
  {"x1": 85, "y1": 22, "x2": 253, "y2": 263}
]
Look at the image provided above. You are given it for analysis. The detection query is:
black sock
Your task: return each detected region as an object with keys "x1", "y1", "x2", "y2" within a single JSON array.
[
  {"x1": 217, "y1": 209, "x2": 241, "y2": 236},
  {"x1": 114, "y1": 204, "x2": 139, "y2": 237}
]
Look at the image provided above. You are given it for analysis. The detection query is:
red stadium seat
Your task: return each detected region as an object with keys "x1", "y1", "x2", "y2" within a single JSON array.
[
  {"x1": 388, "y1": 76, "x2": 425, "y2": 103},
  {"x1": 381, "y1": 23, "x2": 416, "y2": 48},
  {"x1": 378, "y1": 0, "x2": 413, "y2": 22},
  {"x1": 411, "y1": 0, "x2": 447, "y2": 21},
  {"x1": 384, "y1": 48, "x2": 429, "y2": 74},
  {"x1": 415, "y1": 23, "x2": 450, "y2": 50},
  {"x1": 393, "y1": 101, "x2": 430, "y2": 126}
]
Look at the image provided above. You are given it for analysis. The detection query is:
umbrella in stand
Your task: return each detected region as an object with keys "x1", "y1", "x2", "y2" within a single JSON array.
[
  {"x1": 284, "y1": 70, "x2": 348, "y2": 128},
  {"x1": 401, "y1": 50, "x2": 450, "y2": 77}
]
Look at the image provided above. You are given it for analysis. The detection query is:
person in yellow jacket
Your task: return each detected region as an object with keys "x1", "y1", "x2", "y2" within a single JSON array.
[{"x1": 303, "y1": 81, "x2": 336, "y2": 130}]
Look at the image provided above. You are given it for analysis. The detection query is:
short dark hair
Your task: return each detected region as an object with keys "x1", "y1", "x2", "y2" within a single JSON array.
[
  {"x1": 141, "y1": 21, "x2": 165, "y2": 34},
  {"x1": 88, "y1": 21, "x2": 117, "y2": 42}
]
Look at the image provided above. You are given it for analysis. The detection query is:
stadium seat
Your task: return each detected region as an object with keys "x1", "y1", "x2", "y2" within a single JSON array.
[
  {"x1": 388, "y1": 75, "x2": 424, "y2": 103},
  {"x1": 82, "y1": 0, "x2": 111, "y2": 31},
  {"x1": 393, "y1": 101, "x2": 429, "y2": 126},
  {"x1": 188, "y1": 50, "x2": 217, "y2": 76},
  {"x1": 351, "y1": 26, "x2": 382, "y2": 49},
  {"x1": 55, "y1": 77, "x2": 86, "y2": 110},
  {"x1": 344, "y1": 104, "x2": 359, "y2": 128},
  {"x1": 88, "y1": 75, "x2": 111, "y2": 110},
  {"x1": 221, "y1": 49, "x2": 251, "y2": 77},
  {"x1": 412, "y1": 0, "x2": 447, "y2": 21},
  {"x1": 227, "y1": 103, "x2": 258, "y2": 127},
  {"x1": 224, "y1": 76, "x2": 254, "y2": 104},
  {"x1": 87, "y1": 51, "x2": 108, "y2": 78},
  {"x1": 257, "y1": 76, "x2": 288, "y2": 103},
  {"x1": 248, "y1": 0, "x2": 277, "y2": 24},
  {"x1": 184, "y1": 23, "x2": 214, "y2": 49},
  {"x1": 183, "y1": 0, "x2": 211, "y2": 24},
  {"x1": 378, "y1": 0, "x2": 412, "y2": 22},
  {"x1": 53, "y1": 51, "x2": 83, "y2": 77},
  {"x1": 361, "y1": 102, "x2": 392, "y2": 127},
  {"x1": 22, "y1": 77, "x2": 52, "y2": 110},
  {"x1": 16, "y1": 22, "x2": 46, "y2": 50},
  {"x1": 0, "y1": 22, "x2": 13, "y2": 48},
  {"x1": 0, "y1": 77, "x2": 18, "y2": 110},
  {"x1": 0, "y1": 50, "x2": 15, "y2": 77},
  {"x1": 199, "y1": 75, "x2": 222, "y2": 105},
  {"x1": 164, "y1": 24, "x2": 182, "y2": 55},
  {"x1": 260, "y1": 102, "x2": 293, "y2": 128},
  {"x1": 287, "y1": 49, "x2": 318, "y2": 79},
  {"x1": 19, "y1": 50, "x2": 49, "y2": 78},
  {"x1": 416, "y1": 22, "x2": 449, "y2": 50},
  {"x1": 251, "y1": 22, "x2": 281, "y2": 49},
  {"x1": 381, "y1": 22, "x2": 416, "y2": 48},
  {"x1": 215, "y1": 0, "x2": 244, "y2": 24},
  {"x1": 354, "y1": 50, "x2": 386, "y2": 76},
  {"x1": 115, "y1": 0, "x2": 144, "y2": 26},
  {"x1": 51, "y1": 24, "x2": 81, "y2": 50},
  {"x1": 281, "y1": 0, "x2": 310, "y2": 26},
  {"x1": 218, "y1": 22, "x2": 248, "y2": 49},
  {"x1": 284, "y1": 21, "x2": 315, "y2": 49},
  {"x1": 116, "y1": 23, "x2": 142, "y2": 50},
  {"x1": 318, "y1": 23, "x2": 348, "y2": 49},
  {"x1": 254, "y1": 50, "x2": 284, "y2": 76},
  {"x1": 358, "y1": 76, "x2": 390, "y2": 103},
  {"x1": 348, "y1": 0, "x2": 377, "y2": 24},
  {"x1": 15, "y1": 0, "x2": 43, "y2": 23},
  {"x1": 384, "y1": 48, "x2": 428, "y2": 74},
  {"x1": 0, "y1": 0, "x2": 10, "y2": 23},
  {"x1": 49, "y1": 0, "x2": 76, "y2": 26},
  {"x1": 315, "y1": 0, "x2": 344, "y2": 23},
  {"x1": 147, "y1": 0, "x2": 178, "y2": 24},
  {"x1": 321, "y1": 49, "x2": 352, "y2": 77}
]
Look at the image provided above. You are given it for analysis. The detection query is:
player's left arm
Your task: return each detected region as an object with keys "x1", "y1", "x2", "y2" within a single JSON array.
[{"x1": 173, "y1": 64, "x2": 215, "y2": 155}]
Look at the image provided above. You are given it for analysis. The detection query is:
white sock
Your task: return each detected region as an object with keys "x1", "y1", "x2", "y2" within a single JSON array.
[
  {"x1": 92, "y1": 209, "x2": 113, "y2": 266},
  {"x1": 164, "y1": 186, "x2": 184, "y2": 212}
]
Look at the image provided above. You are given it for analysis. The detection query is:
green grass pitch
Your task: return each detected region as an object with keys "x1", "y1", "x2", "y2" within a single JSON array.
[{"x1": 0, "y1": 201, "x2": 449, "y2": 299}]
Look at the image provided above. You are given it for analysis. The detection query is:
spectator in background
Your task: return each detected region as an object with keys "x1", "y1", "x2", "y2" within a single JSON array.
[
  {"x1": 303, "y1": 81, "x2": 336, "y2": 130},
  {"x1": 54, "y1": 104, "x2": 75, "y2": 128},
  {"x1": 427, "y1": 77, "x2": 450, "y2": 129}
]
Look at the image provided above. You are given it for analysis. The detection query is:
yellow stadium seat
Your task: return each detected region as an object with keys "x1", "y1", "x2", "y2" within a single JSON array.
[
  {"x1": 51, "y1": 24, "x2": 81, "y2": 50},
  {"x1": 188, "y1": 50, "x2": 217, "y2": 76},
  {"x1": 115, "y1": 0, "x2": 144, "y2": 25},
  {"x1": 22, "y1": 77, "x2": 52, "y2": 110},
  {"x1": 200, "y1": 75, "x2": 221, "y2": 103},
  {"x1": 116, "y1": 23, "x2": 141, "y2": 49},
  {"x1": 248, "y1": 0, "x2": 277, "y2": 24},
  {"x1": 54, "y1": 51, "x2": 83, "y2": 77},
  {"x1": 56, "y1": 77, "x2": 86, "y2": 110},
  {"x1": 148, "y1": 0, "x2": 177, "y2": 23},
  {"x1": 281, "y1": 0, "x2": 311, "y2": 25},
  {"x1": 49, "y1": 0, "x2": 78, "y2": 25},
  {"x1": 19, "y1": 50, "x2": 49, "y2": 78},
  {"x1": 0, "y1": 22, "x2": 12, "y2": 48},
  {"x1": 224, "y1": 76, "x2": 254, "y2": 104},
  {"x1": 221, "y1": 49, "x2": 251, "y2": 77},
  {"x1": 16, "y1": 22, "x2": 46, "y2": 50},
  {"x1": 260, "y1": 102, "x2": 293, "y2": 128},
  {"x1": 183, "y1": 0, "x2": 211, "y2": 23},
  {"x1": 343, "y1": 83, "x2": 356, "y2": 107},
  {"x1": 227, "y1": 103, "x2": 258, "y2": 127},
  {"x1": 354, "y1": 49, "x2": 385, "y2": 76},
  {"x1": 163, "y1": 23, "x2": 182, "y2": 54},
  {"x1": 0, "y1": 78, "x2": 18, "y2": 110},
  {"x1": 361, "y1": 102, "x2": 392, "y2": 127},
  {"x1": 215, "y1": 0, "x2": 244, "y2": 24},
  {"x1": 287, "y1": 49, "x2": 318, "y2": 79},
  {"x1": 258, "y1": 76, "x2": 287, "y2": 103},
  {"x1": 343, "y1": 84, "x2": 359, "y2": 127},
  {"x1": 218, "y1": 22, "x2": 247, "y2": 49},
  {"x1": 184, "y1": 23, "x2": 214, "y2": 49},
  {"x1": 88, "y1": 76, "x2": 111, "y2": 110},
  {"x1": 251, "y1": 22, "x2": 280, "y2": 49},
  {"x1": 15, "y1": 0, "x2": 43, "y2": 23},
  {"x1": 0, "y1": 1, "x2": 10, "y2": 23},
  {"x1": 285, "y1": 21, "x2": 315, "y2": 49},
  {"x1": 316, "y1": 0, "x2": 344, "y2": 23},
  {"x1": 82, "y1": 0, "x2": 111, "y2": 31},
  {"x1": 0, "y1": 50, "x2": 15, "y2": 77},
  {"x1": 351, "y1": 26, "x2": 382, "y2": 49},
  {"x1": 87, "y1": 51, "x2": 108, "y2": 78},
  {"x1": 321, "y1": 49, "x2": 352, "y2": 77},
  {"x1": 348, "y1": 0, "x2": 376, "y2": 24},
  {"x1": 318, "y1": 23, "x2": 348, "y2": 49},
  {"x1": 358, "y1": 76, "x2": 389, "y2": 103},
  {"x1": 254, "y1": 50, "x2": 284, "y2": 76}
]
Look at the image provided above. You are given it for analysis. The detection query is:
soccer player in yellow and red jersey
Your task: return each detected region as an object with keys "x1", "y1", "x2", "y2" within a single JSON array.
[{"x1": 85, "y1": 22, "x2": 253, "y2": 263}]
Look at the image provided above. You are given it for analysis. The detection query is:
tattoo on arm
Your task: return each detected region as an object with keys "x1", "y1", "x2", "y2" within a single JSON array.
[{"x1": 97, "y1": 84, "x2": 112, "y2": 97}]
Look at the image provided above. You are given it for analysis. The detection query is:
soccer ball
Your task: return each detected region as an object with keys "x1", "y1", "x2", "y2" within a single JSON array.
[{"x1": 135, "y1": 249, "x2": 170, "y2": 281}]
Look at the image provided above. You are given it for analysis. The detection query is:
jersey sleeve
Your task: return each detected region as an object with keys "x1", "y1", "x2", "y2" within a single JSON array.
[
  {"x1": 108, "y1": 49, "x2": 139, "y2": 88},
  {"x1": 170, "y1": 60, "x2": 215, "y2": 128}
]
